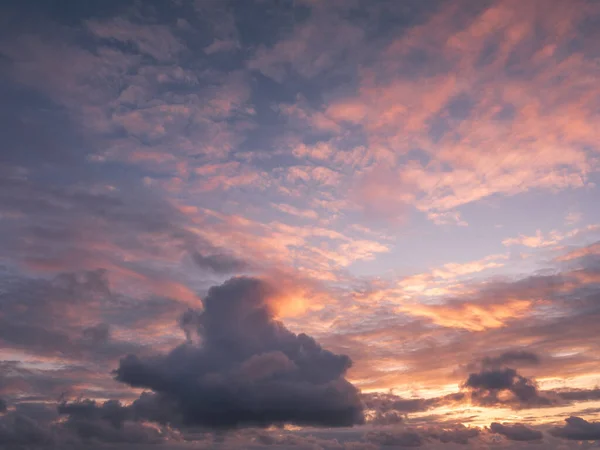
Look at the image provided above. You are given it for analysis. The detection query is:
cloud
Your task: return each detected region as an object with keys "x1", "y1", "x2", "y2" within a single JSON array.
[
  {"x1": 204, "y1": 38, "x2": 239, "y2": 54},
  {"x1": 0, "y1": 398, "x2": 176, "y2": 447},
  {"x1": 399, "y1": 298, "x2": 532, "y2": 331},
  {"x1": 489, "y1": 422, "x2": 543, "y2": 441},
  {"x1": 365, "y1": 430, "x2": 424, "y2": 447},
  {"x1": 362, "y1": 392, "x2": 466, "y2": 424},
  {"x1": 480, "y1": 350, "x2": 541, "y2": 369},
  {"x1": 57, "y1": 399, "x2": 170, "y2": 444},
  {"x1": 82, "y1": 323, "x2": 111, "y2": 344},
  {"x1": 313, "y1": 0, "x2": 600, "y2": 219},
  {"x1": 86, "y1": 17, "x2": 184, "y2": 62},
  {"x1": 502, "y1": 230, "x2": 564, "y2": 248},
  {"x1": 549, "y1": 416, "x2": 600, "y2": 441},
  {"x1": 114, "y1": 277, "x2": 364, "y2": 429},
  {"x1": 2, "y1": 1, "x2": 600, "y2": 443},
  {"x1": 427, "y1": 425, "x2": 480, "y2": 444},
  {"x1": 0, "y1": 404, "x2": 56, "y2": 447},
  {"x1": 364, "y1": 429, "x2": 422, "y2": 447},
  {"x1": 191, "y1": 251, "x2": 249, "y2": 274},
  {"x1": 0, "y1": 269, "x2": 111, "y2": 358},
  {"x1": 353, "y1": 165, "x2": 415, "y2": 221},
  {"x1": 247, "y1": 6, "x2": 364, "y2": 82},
  {"x1": 555, "y1": 388, "x2": 600, "y2": 403},
  {"x1": 557, "y1": 241, "x2": 600, "y2": 262},
  {"x1": 464, "y1": 367, "x2": 552, "y2": 408}
]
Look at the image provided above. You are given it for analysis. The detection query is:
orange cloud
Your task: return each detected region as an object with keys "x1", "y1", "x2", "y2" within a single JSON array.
[
  {"x1": 557, "y1": 242, "x2": 600, "y2": 262},
  {"x1": 502, "y1": 230, "x2": 564, "y2": 248},
  {"x1": 399, "y1": 299, "x2": 532, "y2": 332}
]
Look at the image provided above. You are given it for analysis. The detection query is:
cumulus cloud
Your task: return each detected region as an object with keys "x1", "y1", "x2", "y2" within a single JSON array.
[
  {"x1": 464, "y1": 367, "x2": 552, "y2": 408},
  {"x1": 489, "y1": 422, "x2": 543, "y2": 441},
  {"x1": 114, "y1": 277, "x2": 364, "y2": 429},
  {"x1": 57, "y1": 399, "x2": 170, "y2": 444},
  {"x1": 549, "y1": 416, "x2": 600, "y2": 441}
]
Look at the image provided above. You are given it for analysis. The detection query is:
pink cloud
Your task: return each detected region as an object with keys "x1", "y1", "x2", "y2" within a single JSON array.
[{"x1": 278, "y1": 0, "x2": 600, "y2": 221}]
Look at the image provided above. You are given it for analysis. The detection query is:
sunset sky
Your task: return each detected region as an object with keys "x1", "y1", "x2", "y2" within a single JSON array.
[{"x1": 1, "y1": 0, "x2": 600, "y2": 448}]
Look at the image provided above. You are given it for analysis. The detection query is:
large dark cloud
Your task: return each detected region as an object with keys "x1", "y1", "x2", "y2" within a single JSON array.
[
  {"x1": 549, "y1": 416, "x2": 600, "y2": 441},
  {"x1": 114, "y1": 276, "x2": 364, "y2": 429},
  {"x1": 489, "y1": 422, "x2": 543, "y2": 441}
]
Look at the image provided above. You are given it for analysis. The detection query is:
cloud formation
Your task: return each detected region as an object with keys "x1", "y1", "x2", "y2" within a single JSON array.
[
  {"x1": 1, "y1": 0, "x2": 600, "y2": 447},
  {"x1": 114, "y1": 277, "x2": 364, "y2": 429},
  {"x1": 489, "y1": 422, "x2": 543, "y2": 441},
  {"x1": 549, "y1": 416, "x2": 600, "y2": 441},
  {"x1": 464, "y1": 367, "x2": 551, "y2": 407}
]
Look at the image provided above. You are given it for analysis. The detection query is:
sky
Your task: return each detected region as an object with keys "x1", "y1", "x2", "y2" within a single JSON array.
[{"x1": 1, "y1": 0, "x2": 600, "y2": 448}]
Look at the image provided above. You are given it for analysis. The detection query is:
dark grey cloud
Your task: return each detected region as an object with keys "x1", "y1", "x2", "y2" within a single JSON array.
[
  {"x1": 464, "y1": 367, "x2": 552, "y2": 408},
  {"x1": 363, "y1": 392, "x2": 433, "y2": 415},
  {"x1": 480, "y1": 351, "x2": 540, "y2": 370},
  {"x1": 555, "y1": 388, "x2": 600, "y2": 402},
  {"x1": 361, "y1": 391, "x2": 466, "y2": 424},
  {"x1": 82, "y1": 323, "x2": 111, "y2": 344},
  {"x1": 58, "y1": 399, "x2": 129, "y2": 429},
  {"x1": 0, "y1": 360, "x2": 135, "y2": 406},
  {"x1": 191, "y1": 251, "x2": 249, "y2": 275},
  {"x1": 114, "y1": 277, "x2": 364, "y2": 429},
  {"x1": 549, "y1": 416, "x2": 600, "y2": 441},
  {"x1": 427, "y1": 425, "x2": 480, "y2": 444},
  {"x1": 57, "y1": 399, "x2": 169, "y2": 444},
  {"x1": 465, "y1": 368, "x2": 519, "y2": 391},
  {"x1": 0, "y1": 398, "x2": 174, "y2": 447},
  {"x1": 0, "y1": 404, "x2": 56, "y2": 447},
  {"x1": 489, "y1": 422, "x2": 543, "y2": 441},
  {"x1": 364, "y1": 429, "x2": 422, "y2": 447},
  {"x1": 0, "y1": 398, "x2": 6, "y2": 414}
]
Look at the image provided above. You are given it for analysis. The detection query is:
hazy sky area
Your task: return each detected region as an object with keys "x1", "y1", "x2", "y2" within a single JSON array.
[{"x1": 1, "y1": 0, "x2": 600, "y2": 448}]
